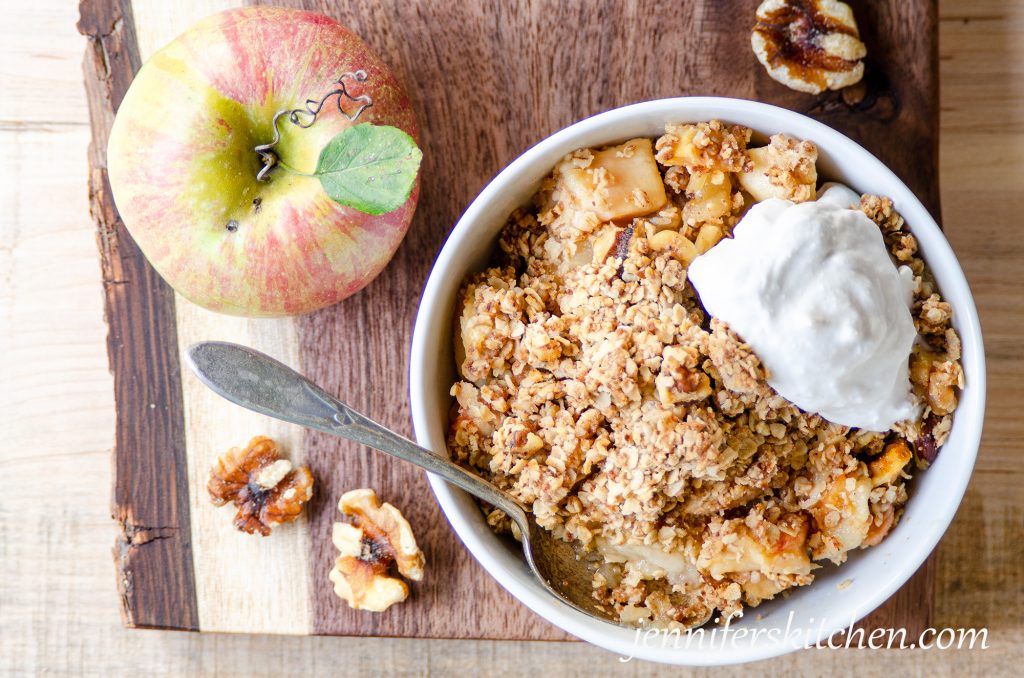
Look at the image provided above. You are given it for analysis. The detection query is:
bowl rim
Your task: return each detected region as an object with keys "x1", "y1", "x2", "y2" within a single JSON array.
[{"x1": 409, "y1": 96, "x2": 986, "y2": 665}]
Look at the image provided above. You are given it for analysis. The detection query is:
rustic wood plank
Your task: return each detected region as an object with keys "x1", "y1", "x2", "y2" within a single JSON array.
[
  {"x1": 77, "y1": 0, "x2": 199, "y2": 631},
  {"x1": 175, "y1": 311, "x2": 313, "y2": 634}
]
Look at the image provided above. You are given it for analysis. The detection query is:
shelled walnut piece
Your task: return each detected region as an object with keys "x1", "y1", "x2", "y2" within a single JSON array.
[
  {"x1": 207, "y1": 436, "x2": 314, "y2": 536},
  {"x1": 751, "y1": 0, "x2": 867, "y2": 95},
  {"x1": 329, "y1": 489, "x2": 425, "y2": 612}
]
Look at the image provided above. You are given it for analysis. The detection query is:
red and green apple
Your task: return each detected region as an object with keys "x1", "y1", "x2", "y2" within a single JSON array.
[{"x1": 107, "y1": 6, "x2": 421, "y2": 317}]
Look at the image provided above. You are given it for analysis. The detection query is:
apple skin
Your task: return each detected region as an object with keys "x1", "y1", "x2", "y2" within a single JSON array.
[{"x1": 107, "y1": 7, "x2": 420, "y2": 317}]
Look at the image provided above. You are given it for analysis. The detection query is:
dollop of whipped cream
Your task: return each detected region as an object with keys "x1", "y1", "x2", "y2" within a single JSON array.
[{"x1": 687, "y1": 185, "x2": 919, "y2": 431}]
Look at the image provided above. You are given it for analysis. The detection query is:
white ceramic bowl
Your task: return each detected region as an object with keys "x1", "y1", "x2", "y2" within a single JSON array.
[{"x1": 409, "y1": 98, "x2": 985, "y2": 665}]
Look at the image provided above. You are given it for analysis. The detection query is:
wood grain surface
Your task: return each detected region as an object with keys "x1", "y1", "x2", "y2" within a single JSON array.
[
  {"x1": 3, "y1": 0, "x2": 1023, "y2": 674},
  {"x1": 83, "y1": 0, "x2": 941, "y2": 641},
  {"x1": 79, "y1": 0, "x2": 199, "y2": 632}
]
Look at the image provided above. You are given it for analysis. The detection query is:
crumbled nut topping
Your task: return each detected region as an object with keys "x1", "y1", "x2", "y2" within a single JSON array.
[
  {"x1": 447, "y1": 122, "x2": 962, "y2": 627},
  {"x1": 751, "y1": 0, "x2": 867, "y2": 94},
  {"x1": 207, "y1": 436, "x2": 314, "y2": 536},
  {"x1": 329, "y1": 489, "x2": 425, "y2": 612}
]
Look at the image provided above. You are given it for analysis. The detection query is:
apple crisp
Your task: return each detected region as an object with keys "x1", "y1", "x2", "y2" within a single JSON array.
[{"x1": 446, "y1": 121, "x2": 963, "y2": 628}]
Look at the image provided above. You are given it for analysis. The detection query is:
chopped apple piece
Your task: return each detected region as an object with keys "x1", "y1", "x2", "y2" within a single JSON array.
[
  {"x1": 597, "y1": 539, "x2": 699, "y2": 583},
  {"x1": 736, "y1": 147, "x2": 778, "y2": 203},
  {"x1": 810, "y1": 470, "x2": 872, "y2": 561},
  {"x1": 698, "y1": 515, "x2": 812, "y2": 581},
  {"x1": 694, "y1": 223, "x2": 724, "y2": 254},
  {"x1": 869, "y1": 441, "x2": 912, "y2": 487},
  {"x1": 655, "y1": 121, "x2": 752, "y2": 173},
  {"x1": 683, "y1": 170, "x2": 732, "y2": 225},
  {"x1": 592, "y1": 227, "x2": 618, "y2": 263},
  {"x1": 737, "y1": 135, "x2": 818, "y2": 203},
  {"x1": 648, "y1": 230, "x2": 699, "y2": 267},
  {"x1": 558, "y1": 139, "x2": 667, "y2": 221},
  {"x1": 655, "y1": 124, "x2": 701, "y2": 168}
]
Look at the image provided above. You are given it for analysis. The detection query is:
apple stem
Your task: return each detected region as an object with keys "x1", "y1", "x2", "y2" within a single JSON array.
[
  {"x1": 254, "y1": 71, "x2": 374, "y2": 182},
  {"x1": 275, "y1": 160, "x2": 315, "y2": 178}
]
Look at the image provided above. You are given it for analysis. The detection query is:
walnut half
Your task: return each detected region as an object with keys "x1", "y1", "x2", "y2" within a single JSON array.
[
  {"x1": 207, "y1": 436, "x2": 314, "y2": 536},
  {"x1": 329, "y1": 489, "x2": 425, "y2": 612},
  {"x1": 751, "y1": 0, "x2": 867, "y2": 95}
]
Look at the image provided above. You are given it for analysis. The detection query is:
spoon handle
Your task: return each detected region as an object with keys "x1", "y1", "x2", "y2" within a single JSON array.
[{"x1": 185, "y1": 341, "x2": 523, "y2": 517}]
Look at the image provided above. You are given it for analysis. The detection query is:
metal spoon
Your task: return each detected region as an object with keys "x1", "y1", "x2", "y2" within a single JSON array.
[{"x1": 185, "y1": 341, "x2": 617, "y2": 624}]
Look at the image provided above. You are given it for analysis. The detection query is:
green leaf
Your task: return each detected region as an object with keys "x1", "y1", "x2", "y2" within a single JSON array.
[{"x1": 314, "y1": 123, "x2": 423, "y2": 215}]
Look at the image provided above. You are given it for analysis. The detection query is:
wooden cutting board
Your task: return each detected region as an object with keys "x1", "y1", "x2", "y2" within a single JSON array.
[{"x1": 79, "y1": 0, "x2": 939, "y2": 639}]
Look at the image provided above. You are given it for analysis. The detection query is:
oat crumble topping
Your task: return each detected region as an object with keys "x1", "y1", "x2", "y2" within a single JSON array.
[{"x1": 447, "y1": 122, "x2": 963, "y2": 628}]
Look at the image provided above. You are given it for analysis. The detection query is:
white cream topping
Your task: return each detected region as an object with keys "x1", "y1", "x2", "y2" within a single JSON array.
[
  {"x1": 687, "y1": 192, "x2": 919, "y2": 431},
  {"x1": 816, "y1": 182, "x2": 861, "y2": 209}
]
